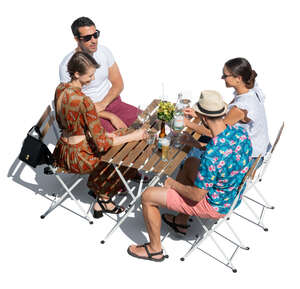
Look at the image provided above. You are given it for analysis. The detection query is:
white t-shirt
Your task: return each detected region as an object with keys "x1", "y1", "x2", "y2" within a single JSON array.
[
  {"x1": 59, "y1": 45, "x2": 115, "y2": 102},
  {"x1": 228, "y1": 82, "x2": 270, "y2": 158}
]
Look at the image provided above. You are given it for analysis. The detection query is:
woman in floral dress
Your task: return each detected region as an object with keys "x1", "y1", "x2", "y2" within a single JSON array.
[{"x1": 53, "y1": 51, "x2": 147, "y2": 218}]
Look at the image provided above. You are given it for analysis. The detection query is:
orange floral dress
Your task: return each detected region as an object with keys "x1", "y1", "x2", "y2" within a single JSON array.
[{"x1": 53, "y1": 83, "x2": 118, "y2": 197}]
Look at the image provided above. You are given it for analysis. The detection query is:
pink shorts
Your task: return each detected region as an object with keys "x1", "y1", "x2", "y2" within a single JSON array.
[{"x1": 166, "y1": 189, "x2": 225, "y2": 219}]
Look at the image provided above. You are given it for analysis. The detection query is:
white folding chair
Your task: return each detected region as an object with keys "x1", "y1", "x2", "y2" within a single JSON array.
[
  {"x1": 234, "y1": 122, "x2": 284, "y2": 231},
  {"x1": 22, "y1": 105, "x2": 94, "y2": 224},
  {"x1": 172, "y1": 158, "x2": 260, "y2": 273}
]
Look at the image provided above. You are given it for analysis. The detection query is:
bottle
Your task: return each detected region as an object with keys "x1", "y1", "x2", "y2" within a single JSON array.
[
  {"x1": 176, "y1": 92, "x2": 183, "y2": 105},
  {"x1": 158, "y1": 121, "x2": 166, "y2": 151},
  {"x1": 173, "y1": 102, "x2": 184, "y2": 132}
]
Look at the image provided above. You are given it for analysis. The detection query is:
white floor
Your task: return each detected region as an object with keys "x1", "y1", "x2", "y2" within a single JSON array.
[{"x1": 2, "y1": 155, "x2": 297, "y2": 288}]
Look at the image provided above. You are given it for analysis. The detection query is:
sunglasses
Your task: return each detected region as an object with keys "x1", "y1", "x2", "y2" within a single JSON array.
[
  {"x1": 221, "y1": 74, "x2": 234, "y2": 79},
  {"x1": 78, "y1": 30, "x2": 100, "y2": 42}
]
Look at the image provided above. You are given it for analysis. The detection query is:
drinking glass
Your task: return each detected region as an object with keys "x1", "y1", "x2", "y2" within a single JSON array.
[
  {"x1": 161, "y1": 137, "x2": 170, "y2": 161},
  {"x1": 172, "y1": 114, "x2": 184, "y2": 148},
  {"x1": 147, "y1": 128, "x2": 157, "y2": 145}
]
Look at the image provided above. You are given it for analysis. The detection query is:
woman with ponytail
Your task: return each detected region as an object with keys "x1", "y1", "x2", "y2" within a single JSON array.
[
  {"x1": 184, "y1": 57, "x2": 270, "y2": 163},
  {"x1": 221, "y1": 57, "x2": 270, "y2": 160}
]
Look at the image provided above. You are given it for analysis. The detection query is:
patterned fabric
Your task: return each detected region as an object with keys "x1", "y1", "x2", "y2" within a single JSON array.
[
  {"x1": 53, "y1": 83, "x2": 123, "y2": 197},
  {"x1": 194, "y1": 125, "x2": 252, "y2": 215}
]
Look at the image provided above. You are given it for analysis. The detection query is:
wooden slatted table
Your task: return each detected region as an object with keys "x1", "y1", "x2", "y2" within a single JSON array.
[
  {"x1": 100, "y1": 99, "x2": 203, "y2": 243},
  {"x1": 97, "y1": 99, "x2": 202, "y2": 193}
]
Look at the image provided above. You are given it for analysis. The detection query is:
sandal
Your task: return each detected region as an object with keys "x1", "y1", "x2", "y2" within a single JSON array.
[
  {"x1": 162, "y1": 214, "x2": 190, "y2": 236},
  {"x1": 127, "y1": 243, "x2": 165, "y2": 262},
  {"x1": 93, "y1": 197, "x2": 125, "y2": 219}
]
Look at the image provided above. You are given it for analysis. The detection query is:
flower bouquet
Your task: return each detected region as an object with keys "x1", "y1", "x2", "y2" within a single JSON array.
[{"x1": 157, "y1": 101, "x2": 175, "y2": 122}]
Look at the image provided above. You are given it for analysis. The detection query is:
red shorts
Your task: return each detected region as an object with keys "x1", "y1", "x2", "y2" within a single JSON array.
[
  {"x1": 166, "y1": 189, "x2": 225, "y2": 219},
  {"x1": 99, "y1": 96, "x2": 141, "y2": 132}
]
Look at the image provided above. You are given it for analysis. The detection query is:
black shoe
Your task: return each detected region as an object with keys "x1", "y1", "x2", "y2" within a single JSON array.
[
  {"x1": 93, "y1": 198, "x2": 125, "y2": 218},
  {"x1": 93, "y1": 209, "x2": 103, "y2": 219}
]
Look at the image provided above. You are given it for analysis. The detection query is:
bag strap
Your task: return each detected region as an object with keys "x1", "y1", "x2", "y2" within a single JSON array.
[{"x1": 27, "y1": 125, "x2": 43, "y2": 140}]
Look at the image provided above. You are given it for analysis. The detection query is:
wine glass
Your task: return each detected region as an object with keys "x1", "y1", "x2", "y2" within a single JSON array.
[
  {"x1": 180, "y1": 90, "x2": 192, "y2": 119},
  {"x1": 136, "y1": 105, "x2": 150, "y2": 128}
]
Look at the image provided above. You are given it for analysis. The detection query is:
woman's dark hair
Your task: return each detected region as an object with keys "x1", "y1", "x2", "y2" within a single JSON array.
[
  {"x1": 225, "y1": 57, "x2": 257, "y2": 89},
  {"x1": 67, "y1": 51, "x2": 100, "y2": 80},
  {"x1": 71, "y1": 17, "x2": 95, "y2": 37}
]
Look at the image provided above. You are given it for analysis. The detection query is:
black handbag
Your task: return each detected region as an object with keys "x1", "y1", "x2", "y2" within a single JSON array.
[{"x1": 18, "y1": 126, "x2": 54, "y2": 168}]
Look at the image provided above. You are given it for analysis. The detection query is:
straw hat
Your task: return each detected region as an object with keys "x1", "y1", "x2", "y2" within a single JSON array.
[{"x1": 193, "y1": 90, "x2": 228, "y2": 117}]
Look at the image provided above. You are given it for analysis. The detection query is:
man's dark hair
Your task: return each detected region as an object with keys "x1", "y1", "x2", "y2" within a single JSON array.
[{"x1": 71, "y1": 17, "x2": 95, "y2": 37}]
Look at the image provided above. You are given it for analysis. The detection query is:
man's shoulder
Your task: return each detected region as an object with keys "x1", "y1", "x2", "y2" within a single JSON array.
[
  {"x1": 231, "y1": 125, "x2": 249, "y2": 138},
  {"x1": 96, "y1": 44, "x2": 111, "y2": 54},
  {"x1": 60, "y1": 50, "x2": 75, "y2": 68},
  {"x1": 206, "y1": 125, "x2": 250, "y2": 153},
  {"x1": 94, "y1": 45, "x2": 114, "y2": 60}
]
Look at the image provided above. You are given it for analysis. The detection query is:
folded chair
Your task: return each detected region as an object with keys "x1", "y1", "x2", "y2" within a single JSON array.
[
  {"x1": 22, "y1": 105, "x2": 94, "y2": 224},
  {"x1": 176, "y1": 157, "x2": 260, "y2": 273},
  {"x1": 234, "y1": 122, "x2": 284, "y2": 231}
]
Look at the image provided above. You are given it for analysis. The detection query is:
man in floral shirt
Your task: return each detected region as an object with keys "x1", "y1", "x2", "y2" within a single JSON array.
[
  {"x1": 194, "y1": 123, "x2": 252, "y2": 215},
  {"x1": 127, "y1": 90, "x2": 252, "y2": 262}
]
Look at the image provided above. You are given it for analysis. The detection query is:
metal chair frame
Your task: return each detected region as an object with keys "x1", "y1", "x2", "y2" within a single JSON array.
[
  {"x1": 234, "y1": 122, "x2": 284, "y2": 231},
  {"x1": 29, "y1": 105, "x2": 94, "y2": 224},
  {"x1": 164, "y1": 157, "x2": 260, "y2": 272}
]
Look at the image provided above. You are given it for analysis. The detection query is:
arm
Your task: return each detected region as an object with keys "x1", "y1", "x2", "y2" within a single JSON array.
[
  {"x1": 81, "y1": 96, "x2": 113, "y2": 152},
  {"x1": 224, "y1": 106, "x2": 251, "y2": 126},
  {"x1": 165, "y1": 177, "x2": 208, "y2": 202},
  {"x1": 94, "y1": 62, "x2": 124, "y2": 112},
  {"x1": 183, "y1": 108, "x2": 212, "y2": 136},
  {"x1": 184, "y1": 118, "x2": 212, "y2": 137},
  {"x1": 98, "y1": 110, "x2": 127, "y2": 129},
  {"x1": 110, "y1": 128, "x2": 147, "y2": 146}
]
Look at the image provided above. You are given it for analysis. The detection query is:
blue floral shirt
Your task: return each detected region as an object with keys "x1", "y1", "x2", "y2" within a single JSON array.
[{"x1": 194, "y1": 125, "x2": 252, "y2": 215}]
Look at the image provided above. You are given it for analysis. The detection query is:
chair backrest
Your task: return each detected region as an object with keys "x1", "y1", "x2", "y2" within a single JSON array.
[
  {"x1": 36, "y1": 105, "x2": 55, "y2": 139},
  {"x1": 256, "y1": 122, "x2": 284, "y2": 181},
  {"x1": 228, "y1": 156, "x2": 261, "y2": 215},
  {"x1": 271, "y1": 122, "x2": 284, "y2": 154}
]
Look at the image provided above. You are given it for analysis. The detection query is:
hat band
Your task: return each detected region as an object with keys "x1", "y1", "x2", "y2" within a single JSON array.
[{"x1": 197, "y1": 102, "x2": 225, "y2": 115}]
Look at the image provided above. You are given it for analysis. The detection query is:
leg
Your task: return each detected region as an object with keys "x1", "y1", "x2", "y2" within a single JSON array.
[
  {"x1": 105, "y1": 96, "x2": 142, "y2": 127},
  {"x1": 87, "y1": 162, "x2": 124, "y2": 216},
  {"x1": 128, "y1": 186, "x2": 167, "y2": 260},
  {"x1": 176, "y1": 157, "x2": 201, "y2": 185},
  {"x1": 164, "y1": 157, "x2": 201, "y2": 228}
]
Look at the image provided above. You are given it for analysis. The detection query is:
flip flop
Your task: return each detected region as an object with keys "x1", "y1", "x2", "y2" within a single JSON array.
[
  {"x1": 127, "y1": 243, "x2": 165, "y2": 262},
  {"x1": 162, "y1": 214, "x2": 190, "y2": 235}
]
